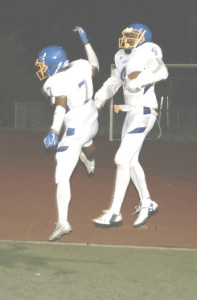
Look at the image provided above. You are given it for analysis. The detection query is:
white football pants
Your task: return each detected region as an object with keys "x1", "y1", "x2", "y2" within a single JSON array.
[
  {"x1": 55, "y1": 100, "x2": 98, "y2": 224},
  {"x1": 110, "y1": 107, "x2": 157, "y2": 215}
]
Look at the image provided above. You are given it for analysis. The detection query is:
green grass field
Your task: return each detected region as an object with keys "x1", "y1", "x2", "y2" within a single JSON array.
[{"x1": 0, "y1": 241, "x2": 197, "y2": 300}]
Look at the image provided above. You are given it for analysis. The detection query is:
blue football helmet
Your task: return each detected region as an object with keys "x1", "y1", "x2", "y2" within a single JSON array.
[
  {"x1": 119, "y1": 23, "x2": 152, "y2": 50},
  {"x1": 35, "y1": 45, "x2": 69, "y2": 80}
]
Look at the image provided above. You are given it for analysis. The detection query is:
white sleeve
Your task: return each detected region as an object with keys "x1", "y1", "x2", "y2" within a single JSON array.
[
  {"x1": 125, "y1": 43, "x2": 168, "y2": 92},
  {"x1": 94, "y1": 67, "x2": 122, "y2": 109},
  {"x1": 125, "y1": 57, "x2": 168, "y2": 92},
  {"x1": 85, "y1": 43, "x2": 99, "y2": 72}
]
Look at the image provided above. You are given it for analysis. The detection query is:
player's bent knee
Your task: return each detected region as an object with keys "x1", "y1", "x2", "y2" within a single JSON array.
[{"x1": 115, "y1": 149, "x2": 130, "y2": 166}]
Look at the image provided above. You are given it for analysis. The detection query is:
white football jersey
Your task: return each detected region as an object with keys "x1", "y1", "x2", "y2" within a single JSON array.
[
  {"x1": 43, "y1": 59, "x2": 93, "y2": 108},
  {"x1": 114, "y1": 42, "x2": 164, "y2": 109}
]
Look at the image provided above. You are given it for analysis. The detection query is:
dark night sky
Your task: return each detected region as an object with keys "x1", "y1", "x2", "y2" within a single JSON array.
[{"x1": 1, "y1": 0, "x2": 197, "y2": 73}]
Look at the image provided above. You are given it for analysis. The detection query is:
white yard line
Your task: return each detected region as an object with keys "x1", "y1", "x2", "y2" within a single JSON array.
[{"x1": 0, "y1": 239, "x2": 197, "y2": 252}]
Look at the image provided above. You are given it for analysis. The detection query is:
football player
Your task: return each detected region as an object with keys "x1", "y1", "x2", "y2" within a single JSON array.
[
  {"x1": 93, "y1": 23, "x2": 168, "y2": 228},
  {"x1": 35, "y1": 27, "x2": 99, "y2": 241}
]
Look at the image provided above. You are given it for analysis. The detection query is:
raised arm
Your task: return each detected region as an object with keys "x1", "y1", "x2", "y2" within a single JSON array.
[{"x1": 74, "y1": 26, "x2": 99, "y2": 78}]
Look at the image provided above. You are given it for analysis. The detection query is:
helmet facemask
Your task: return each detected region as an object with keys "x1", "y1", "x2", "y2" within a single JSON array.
[
  {"x1": 35, "y1": 61, "x2": 49, "y2": 80},
  {"x1": 119, "y1": 28, "x2": 146, "y2": 50}
]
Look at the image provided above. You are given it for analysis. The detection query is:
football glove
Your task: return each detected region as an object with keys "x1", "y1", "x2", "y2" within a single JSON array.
[
  {"x1": 114, "y1": 105, "x2": 121, "y2": 114},
  {"x1": 44, "y1": 131, "x2": 58, "y2": 149},
  {"x1": 74, "y1": 26, "x2": 89, "y2": 44}
]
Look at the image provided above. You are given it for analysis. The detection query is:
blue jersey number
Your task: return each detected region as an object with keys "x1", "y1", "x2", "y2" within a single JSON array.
[
  {"x1": 78, "y1": 79, "x2": 88, "y2": 101},
  {"x1": 121, "y1": 67, "x2": 126, "y2": 81},
  {"x1": 78, "y1": 80, "x2": 85, "y2": 88}
]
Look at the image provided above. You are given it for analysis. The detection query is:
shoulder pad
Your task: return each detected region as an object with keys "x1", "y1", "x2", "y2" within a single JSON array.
[
  {"x1": 115, "y1": 49, "x2": 129, "y2": 68},
  {"x1": 144, "y1": 42, "x2": 163, "y2": 59}
]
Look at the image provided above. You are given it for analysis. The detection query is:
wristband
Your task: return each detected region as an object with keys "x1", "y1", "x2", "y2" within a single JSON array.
[{"x1": 51, "y1": 105, "x2": 65, "y2": 134}]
